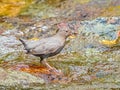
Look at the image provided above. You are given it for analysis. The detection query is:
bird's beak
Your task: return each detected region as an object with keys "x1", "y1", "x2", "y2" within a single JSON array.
[
  {"x1": 69, "y1": 30, "x2": 78, "y2": 39},
  {"x1": 69, "y1": 35, "x2": 76, "y2": 39}
]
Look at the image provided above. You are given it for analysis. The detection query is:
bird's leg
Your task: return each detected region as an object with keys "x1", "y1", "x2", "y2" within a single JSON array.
[
  {"x1": 40, "y1": 57, "x2": 62, "y2": 74},
  {"x1": 40, "y1": 57, "x2": 53, "y2": 69},
  {"x1": 40, "y1": 58, "x2": 61, "y2": 73},
  {"x1": 41, "y1": 59, "x2": 53, "y2": 70}
]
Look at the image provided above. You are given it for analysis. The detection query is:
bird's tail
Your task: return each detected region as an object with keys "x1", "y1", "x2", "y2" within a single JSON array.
[
  {"x1": 19, "y1": 38, "x2": 30, "y2": 54},
  {"x1": 19, "y1": 38, "x2": 27, "y2": 48}
]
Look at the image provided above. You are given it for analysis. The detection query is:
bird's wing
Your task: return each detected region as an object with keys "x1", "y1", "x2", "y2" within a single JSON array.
[
  {"x1": 26, "y1": 40, "x2": 43, "y2": 50},
  {"x1": 19, "y1": 38, "x2": 40, "y2": 50},
  {"x1": 30, "y1": 39, "x2": 63, "y2": 55}
]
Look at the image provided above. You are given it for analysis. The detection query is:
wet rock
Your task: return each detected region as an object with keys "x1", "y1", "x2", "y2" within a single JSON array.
[
  {"x1": 81, "y1": 75, "x2": 94, "y2": 81},
  {"x1": 64, "y1": 17, "x2": 120, "y2": 53},
  {"x1": 96, "y1": 70, "x2": 108, "y2": 78},
  {"x1": 2, "y1": 30, "x2": 24, "y2": 37},
  {"x1": 107, "y1": 17, "x2": 120, "y2": 24},
  {"x1": 69, "y1": 66, "x2": 88, "y2": 75},
  {"x1": 0, "y1": 35, "x2": 22, "y2": 61},
  {"x1": 84, "y1": 48, "x2": 101, "y2": 56},
  {"x1": 82, "y1": 18, "x2": 118, "y2": 39},
  {"x1": 5, "y1": 63, "x2": 69, "y2": 84},
  {"x1": 0, "y1": 0, "x2": 120, "y2": 89},
  {"x1": 0, "y1": 68, "x2": 7, "y2": 80},
  {"x1": 0, "y1": 68, "x2": 44, "y2": 87},
  {"x1": 0, "y1": 17, "x2": 119, "y2": 61}
]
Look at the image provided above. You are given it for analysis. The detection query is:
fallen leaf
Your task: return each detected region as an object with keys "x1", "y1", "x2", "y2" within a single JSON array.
[{"x1": 100, "y1": 39, "x2": 117, "y2": 47}]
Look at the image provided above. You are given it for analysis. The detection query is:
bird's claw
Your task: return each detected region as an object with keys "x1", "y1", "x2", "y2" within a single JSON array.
[{"x1": 48, "y1": 68, "x2": 63, "y2": 75}]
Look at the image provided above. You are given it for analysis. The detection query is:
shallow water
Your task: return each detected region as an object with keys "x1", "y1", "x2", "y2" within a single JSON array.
[
  {"x1": 0, "y1": 51, "x2": 120, "y2": 89},
  {"x1": 0, "y1": 0, "x2": 120, "y2": 89}
]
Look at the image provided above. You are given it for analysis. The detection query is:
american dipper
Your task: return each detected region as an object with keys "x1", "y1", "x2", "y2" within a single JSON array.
[{"x1": 19, "y1": 23, "x2": 77, "y2": 71}]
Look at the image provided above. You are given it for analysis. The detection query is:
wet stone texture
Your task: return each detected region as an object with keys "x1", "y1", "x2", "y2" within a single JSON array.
[
  {"x1": 0, "y1": 67, "x2": 44, "y2": 88},
  {"x1": 0, "y1": 0, "x2": 120, "y2": 87},
  {"x1": 0, "y1": 16, "x2": 120, "y2": 89}
]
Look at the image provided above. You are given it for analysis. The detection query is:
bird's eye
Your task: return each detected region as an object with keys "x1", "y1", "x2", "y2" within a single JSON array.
[{"x1": 66, "y1": 30, "x2": 68, "y2": 32}]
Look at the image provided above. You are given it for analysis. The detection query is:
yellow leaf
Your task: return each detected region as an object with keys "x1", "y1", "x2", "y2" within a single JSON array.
[
  {"x1": 100, "y1": 39, "x2": 117, "y2": 47},
  {"x1": 29, "y1": 38, "x2": 40, "y2": 41},
  {"x1": 0, "y1": 0, "x2": 33, "y2": 17}
]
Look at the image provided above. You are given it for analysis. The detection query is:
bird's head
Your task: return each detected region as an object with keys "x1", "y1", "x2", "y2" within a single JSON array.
[{"x1": 57, "y1": 22, "x2": 78, "y2": 38}]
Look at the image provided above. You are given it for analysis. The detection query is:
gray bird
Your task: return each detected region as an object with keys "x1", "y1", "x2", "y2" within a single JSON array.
[{"x1": 19, "y1": 23, "x2": 77, "y2": 71}]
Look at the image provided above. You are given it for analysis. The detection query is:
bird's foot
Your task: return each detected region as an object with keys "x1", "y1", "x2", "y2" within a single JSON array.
[
  {"x1": 40, "y1": 60, "x2": 63, "y2": 75},
  {"x1": 48, "y1": 67, "x2": 63, "y2": 75}
]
